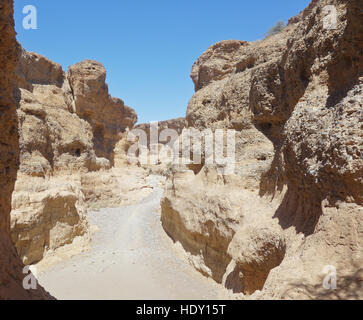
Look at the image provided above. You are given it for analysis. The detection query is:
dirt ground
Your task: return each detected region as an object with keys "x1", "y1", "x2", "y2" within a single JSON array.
[{"x1": 32, "y1": 176, "x2": 228, "y2": 300}]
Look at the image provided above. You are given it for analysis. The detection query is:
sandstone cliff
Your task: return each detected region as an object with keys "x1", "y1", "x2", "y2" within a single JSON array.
[
  {"x1": 68, "y1": 60, "x2": 137, "y2": 164},
  {"x1": 0, "y1": 0, "x2": 52, "y2": 299},
  {"x1": 10, "y1": 46, "x2": 149, "y2": 266},
  {"x1": 161, "y1": 0, "x2": 362, "y2": 299}
]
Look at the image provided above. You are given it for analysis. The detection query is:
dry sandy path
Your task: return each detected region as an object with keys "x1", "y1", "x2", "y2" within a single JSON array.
[{"x1": 35, "y1": 175, "x2": 227, "y2": 300}]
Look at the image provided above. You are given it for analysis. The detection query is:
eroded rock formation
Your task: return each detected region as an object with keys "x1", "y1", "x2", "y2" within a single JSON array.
[
  {"x1": 2, "y1": 0, "x2": 362, "y2": 301},
  {"x1": 68, "y1": 60, "x2": 137, "y2": 163},
  {"x1": 10, "y1": 47, "x2": 147, "y2": 266},
  {"x1": 0, "y1": 0, "x2": 52, "y2": 300},
  {"x1": 161, "y1": 0, "x2": 362, "y2": 299}
]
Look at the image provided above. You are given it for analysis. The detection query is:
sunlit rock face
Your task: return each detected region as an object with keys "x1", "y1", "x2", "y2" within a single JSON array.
[
  {"x1": 68, "y1": 60, "x2": 137, "y2": 164},
  {"x1": 10, "y1": 46, "x2": 141, "y2": 265},
  {"x1": 0, "y1": 0, "x2": 52, "y2": 300},
  {"x1": 162, "y1": 0, "x2": 363, "y2": 299}
]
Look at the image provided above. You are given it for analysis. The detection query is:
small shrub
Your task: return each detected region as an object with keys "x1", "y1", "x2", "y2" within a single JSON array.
[{"x1": 264, "y1": 21, "x2": 286, "y2": 39}]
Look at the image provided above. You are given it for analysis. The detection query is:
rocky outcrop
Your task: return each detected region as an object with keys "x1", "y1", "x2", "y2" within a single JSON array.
[
  {"x1": 190, "y1": 38, "x2": 286, "y2": 93},
  {"x1": 15, "y1": 48, "x2": 110, "y2": 175},
  {"x1": 0, "y1": 0, "x2": 52, "y2": 299},
  {"x1": 68, "y1": 60, "x2": 137, "y2": 164},
  {"x1": 225, "y1": 219, "x2": 286, "y2": 295},
  {"x1": 11, "y1": 175, "x2": 89, "y2": 265},
  {"x1": 10, "y1": 47, "x2": 142, "y2": 265},
  {"x1": 80, "y1": 167, "x2": 152, "y2": 210},
  {"x1": 162, "y1": 0, "x2": 363, "y2": 299}
]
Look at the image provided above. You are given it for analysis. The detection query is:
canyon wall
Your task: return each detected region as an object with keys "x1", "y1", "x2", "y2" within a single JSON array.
[
  {"x1": 0, "y1": 0, "x2": 51, "y2": 299},
  {"x1": 161, "y1": 0, "x2": 362, "y2": 299},
  {"x1": 10, "y1": 46, "x2": 150, "y2": 265},
  {"x1": 68, "y1": 60, "x2": 137, "y2": 164}
]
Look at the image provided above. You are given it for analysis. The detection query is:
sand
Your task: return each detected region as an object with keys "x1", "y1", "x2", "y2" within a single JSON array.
[{"x1": 32, "y1": 175, "x2": 228, "y2": 300}]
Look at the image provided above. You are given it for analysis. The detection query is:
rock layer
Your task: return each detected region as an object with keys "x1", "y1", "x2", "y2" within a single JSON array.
[
  {"x1": 10, "y1": 47, "x2": 142, "y2": 265},
  {"x1": 0, "y1": 0, "x2": 52, "y2": 300},
  {"x1": 68, "y1": 60, "x2": 137, "y2": 164},
  {"x1": 162, "y1": 0, "x2": 363, "y2": 299}
]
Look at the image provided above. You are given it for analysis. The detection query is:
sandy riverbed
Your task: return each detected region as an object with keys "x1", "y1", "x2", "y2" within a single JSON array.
[{"x1": 32, "y1": 176, "x2": 228, "y2": 300}]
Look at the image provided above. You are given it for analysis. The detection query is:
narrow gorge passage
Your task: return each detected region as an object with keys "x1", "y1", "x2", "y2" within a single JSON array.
[{"x1": 33, "y1": 176, "x2": 226, "y2": 300}]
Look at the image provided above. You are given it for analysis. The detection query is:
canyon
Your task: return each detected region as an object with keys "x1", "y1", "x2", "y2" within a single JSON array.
[
  {"x1": 161, "y1": 0, "x2": 363, "y2": 299},
  {"x1": 0, "y1": 0, "x2": 362, "y2": 300}
]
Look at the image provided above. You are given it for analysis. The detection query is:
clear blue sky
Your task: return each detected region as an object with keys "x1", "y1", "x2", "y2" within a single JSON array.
[{"x1": 15, "y1": 0, "x2": 311, "y2": 124}]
